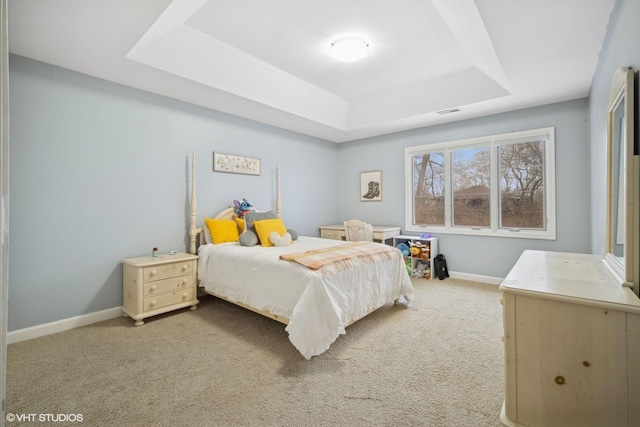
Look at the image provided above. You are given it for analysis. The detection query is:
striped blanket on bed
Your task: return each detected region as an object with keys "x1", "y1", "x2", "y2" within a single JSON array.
[{"x1": 279, "y1": 241, "x2": 398, "y2": 271}]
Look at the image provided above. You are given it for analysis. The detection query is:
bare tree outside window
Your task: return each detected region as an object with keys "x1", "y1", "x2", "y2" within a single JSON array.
[
  {"x1": 413, "y1": 152, "x2": 444, "y2": 225},
  {"x1": 452, "y1": 147, "x2": 490, "y2": 227},
  {"x1": 405, "y1": 127, "x2": 554, "y2": 240},
  {"x1": 499, "y1": 141, "x2": 545, "y2": 229}
]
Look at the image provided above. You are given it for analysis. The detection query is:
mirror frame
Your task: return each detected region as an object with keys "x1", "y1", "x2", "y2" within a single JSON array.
[{"x1": 604, "y1": 67, "x2": 637, "y2": 294}]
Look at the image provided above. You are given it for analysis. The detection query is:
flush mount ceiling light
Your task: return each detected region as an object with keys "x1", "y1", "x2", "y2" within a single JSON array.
[{"x1": 330, "y1": 36, "x2": 369, "y2": 63}]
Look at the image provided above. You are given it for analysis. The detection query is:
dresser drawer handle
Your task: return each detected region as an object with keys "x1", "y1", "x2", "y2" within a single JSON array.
[
  {"x1": 150, "y1": 269, "x2": 157, "y2": 277},
  {"x1": 150, "y1": 299, "x2": 157, "y2": 306},
  {"x1": 182, "y1": 279, "x2": 188, "y2": 286},
  {"x1": 182, "y1": 292, "x2": 188, "y2": 299},
  {"x1": 182, "y1": 264, "x2": 189, "y2": 271},
  {"x1": 150, "y1": 284, "x2": 157, "y2": 290},
  {"x1": 555, "y1": 376, "x2": 565, "y2": 385}
]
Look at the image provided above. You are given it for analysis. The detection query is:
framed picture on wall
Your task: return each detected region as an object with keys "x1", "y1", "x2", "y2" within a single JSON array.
[
  {"x1": 213, "y1": 152, "x2": 261, "y2": 176},
  {"x1": 360, "y1": 170, "x2": 382, "y2": 201}
]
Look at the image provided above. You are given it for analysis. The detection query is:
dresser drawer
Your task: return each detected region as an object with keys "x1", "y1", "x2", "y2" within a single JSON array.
[
  {"x1": 143, "y1": 275, "x2": 193, "y2": 296},
  {"x1": 143, "y1": 260, "x2": 195, "y2": 282},
  {"x1": 321, "y1": 229, "x2": 343, "y2": 240},
  {"x1": 143, "y1": 288, "x2": 194, "y2": 312}
]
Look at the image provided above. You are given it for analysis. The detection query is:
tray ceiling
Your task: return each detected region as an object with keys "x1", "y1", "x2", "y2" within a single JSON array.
[{"x1": 8, "y1": 0, "x2": 615, "y2": 142}]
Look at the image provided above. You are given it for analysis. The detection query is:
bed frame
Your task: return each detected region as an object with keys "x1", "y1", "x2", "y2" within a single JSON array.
[
  {"x1": 188, "y1": 153, "x2": 289, "y2": 324},
  {"x1": 187, "y1": 153, "x2": 397, "y2": 331}
]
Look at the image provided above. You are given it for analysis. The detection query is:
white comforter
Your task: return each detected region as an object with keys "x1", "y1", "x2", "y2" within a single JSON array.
[{"x1": 197, "y1": 236, "x2": 414, "y2": 359}]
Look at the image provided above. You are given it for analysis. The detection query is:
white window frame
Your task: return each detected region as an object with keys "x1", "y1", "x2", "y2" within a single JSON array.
[{"x1": 404, "y1": 127, "x2": 556, "y2": 240}]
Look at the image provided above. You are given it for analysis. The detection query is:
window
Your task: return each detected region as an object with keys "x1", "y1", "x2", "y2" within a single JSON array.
[{"x1": 405, "y1": 127, "x2": 555, "y2": 240}]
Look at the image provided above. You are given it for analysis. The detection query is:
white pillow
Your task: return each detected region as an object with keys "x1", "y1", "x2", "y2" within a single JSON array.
[{"x1": 203, "y1": 222, "x2": 213, "y2": 244}]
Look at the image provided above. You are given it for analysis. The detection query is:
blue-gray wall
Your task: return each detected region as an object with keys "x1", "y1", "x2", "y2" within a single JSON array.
[
  {"x1": 8, "y1": 55, "x2": 338, "y2": 331},
  {"x1": 589, "y1": 0, "x2": 640, "y2": 256},
  {"x1": 338, "y1": 99, "x2": 591, "y2": 279},
  {"x1": 8, "y1": 0, "x2": 639, "y2": 331}
]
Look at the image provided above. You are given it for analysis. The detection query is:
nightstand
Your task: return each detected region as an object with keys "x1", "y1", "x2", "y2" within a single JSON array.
[
  {"x1": 122, "y1": 252, "x2": 199, "y2": 326},
  {"x1": 319, "y1": 224, "x2": 401, "y2": 244}
]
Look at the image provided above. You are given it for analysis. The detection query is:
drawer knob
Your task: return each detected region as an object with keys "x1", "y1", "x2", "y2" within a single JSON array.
[
  {"x1": 150, "y1": 269, "x2": 157, "y2": 276},
  {"x1": 182, "y1": 278, "x2": 188, "y2": 285},
  {"x1": 150, "y1": 299, "x2": 157, "y2": 306},
  {"x1": 182, "y1": 292, "x2": 188, "y2": 298},
  {"x1": 150, "y1": 284, "x2": 157, "y2": 290},
  {"x1": 499, "y1": 297, "x2": 504, "y2": 305},
  {"x1": 182, "y1": 264, "x2": 189, "y2": 271},
  {"x1": 555, "y1": 376, "x2": 565, "y2": 385}
]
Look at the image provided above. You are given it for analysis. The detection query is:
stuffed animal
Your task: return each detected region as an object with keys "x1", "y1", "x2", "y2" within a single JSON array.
[
  {"x1": 405, "y1": 259, "x2": 412, "y2": 275},
  {"x1": 412, "y1": 241, "x2": 430, "y2": 260},
  {"x1": 412, "y1": 261, "x2": 430, "y2": 279},
  {"x1": 396, "y1": 243, "x2": 410, "y2": 257},
  {"x1": 409, "y1": 246, "x2": 421, "y2": 257},
  {"x1": 233, "y1": 198, "x2": 253, "y2": 218}
]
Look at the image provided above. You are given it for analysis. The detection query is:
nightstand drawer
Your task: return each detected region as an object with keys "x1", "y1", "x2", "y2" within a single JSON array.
[
  {"x1": 143, "y1": 260, "x2": 195, "y2": 281},
  {"x1": 321, "y1": 229, "x2": 343, "y2": 240},
  {"x1": 144, "y1": 288, "x2": 194, "y2": 312},
  {"x1": 143, "y1": 275, "x2": 193, "y2": 295}
]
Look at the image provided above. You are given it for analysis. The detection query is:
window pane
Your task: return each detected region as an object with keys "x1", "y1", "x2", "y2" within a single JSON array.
[
  {"x1": 412, "y1": 152, "x2": 444, "y2": 225},
  {"x1": 452, "y1": 147, "x2": 490, "y2": 227},
  {"x1": 499, "y1": 141, "x2": 545, "y2": 229}
]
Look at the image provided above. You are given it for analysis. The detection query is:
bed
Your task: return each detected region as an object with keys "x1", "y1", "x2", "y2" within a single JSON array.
[{"x1": 188, "y1": 154, "x2": 414, "y2": 359}]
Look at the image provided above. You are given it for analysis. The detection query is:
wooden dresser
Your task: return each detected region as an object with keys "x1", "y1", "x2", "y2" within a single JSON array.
[
  {"x1": 499, "y1": 250, "x2": 640, "y2": 427},
  {"x1": 122, "y1": 252, "x2": 199, "y2": 326}
]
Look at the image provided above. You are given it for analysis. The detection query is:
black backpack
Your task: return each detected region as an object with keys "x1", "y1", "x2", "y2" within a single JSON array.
[{"x1": 434, "y1": 254, "x2": 449, "y2": 280}]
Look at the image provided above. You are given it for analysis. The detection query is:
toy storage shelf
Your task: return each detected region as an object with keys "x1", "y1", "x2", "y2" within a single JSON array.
[{"x1": 393, "y1": 235, "x2": 438, "y2": 280}]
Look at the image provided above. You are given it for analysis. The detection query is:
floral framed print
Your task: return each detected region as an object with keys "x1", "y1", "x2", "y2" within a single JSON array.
[
  {"x1": 360, "y1": 170, "x2": 382, "y2": 201},
  {"x1": 213, "y1": 152, "x2": 261, "y2": 176}
]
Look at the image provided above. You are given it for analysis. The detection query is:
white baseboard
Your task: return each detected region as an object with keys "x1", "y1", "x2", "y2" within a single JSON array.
[
  {"x1": 7, "y1": 272, "x2": 503, "y2": 344},
  {"x1": 7, "y1": 306, "x2": 123, "y2": 344},
  {"x1": 448, "y1": 271, "x2": 503, "y2": 285}
]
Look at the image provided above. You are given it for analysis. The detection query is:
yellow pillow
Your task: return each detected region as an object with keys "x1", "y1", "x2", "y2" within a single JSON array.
[
  {"x1": 253, "y1": 217, "x2": 288, "y2": 247},
  {"x1": 205, "y1": 218, "x2": 239, "y2": 244},
  {"x1": 235, "y1": 217, "x2": 245, "y2": 234}
]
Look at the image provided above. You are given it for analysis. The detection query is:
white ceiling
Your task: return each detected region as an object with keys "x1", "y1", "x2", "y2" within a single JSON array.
[{"x1": 8, "y1": 0, "x2": 615, "y2": 143}]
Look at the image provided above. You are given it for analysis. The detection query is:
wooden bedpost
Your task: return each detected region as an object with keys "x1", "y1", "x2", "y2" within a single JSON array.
[
  {"x1": 276, "y1": 166, "x2": 281, "y2": 218},
  {"x1": 189, "y1": 153, "x2": 197, "y2": 255}
]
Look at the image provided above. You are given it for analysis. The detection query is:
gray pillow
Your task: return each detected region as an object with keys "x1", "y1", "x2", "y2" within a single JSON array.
[
  {"x1": 244, "y1": 210, "x2": 277, "y2": 230},
  {"x1": 242, "y1": 211, "x2": 298, "y2": 244},
  {"x1": 242, "y1": 211, "x2": 277, "y2": 246},
  {"x1": 288, "y1": 228, "x2": 299, "y2": 241},
  {"x1": 239, "y1": 230, "x2": 259, "y2": 247}
]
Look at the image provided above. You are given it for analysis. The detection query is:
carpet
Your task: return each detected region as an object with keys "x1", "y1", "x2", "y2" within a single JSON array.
[{"x1": 6, "y1": 278, "x2": 504, "y2": 427}]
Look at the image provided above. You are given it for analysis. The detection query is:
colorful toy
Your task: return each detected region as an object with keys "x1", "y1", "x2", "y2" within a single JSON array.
[
  {"x1": 396, "y1": 242, "x2": 410, "y2": 257},
  {"x1": 412, "y1": 260, "x2": 430, "y2": 279},
  {"x1": 412, "y1": 241, "x2": 430, "y2": 260},
  {"x1": 233, "y1": 198, "x2": 253, "y2": 218},
  {"x1": 405, "y1": 258, "x2": 412, "y2": 275}
]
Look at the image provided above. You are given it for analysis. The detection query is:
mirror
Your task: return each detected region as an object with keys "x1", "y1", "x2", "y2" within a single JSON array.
[{"x1": 604, "y1": 67, "x2": 638, "y2": 295}]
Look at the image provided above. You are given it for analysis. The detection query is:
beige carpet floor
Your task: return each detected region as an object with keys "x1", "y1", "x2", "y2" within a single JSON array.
[{"x1": 6, "y1": 278, "x2": 504, "y2": 427}]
